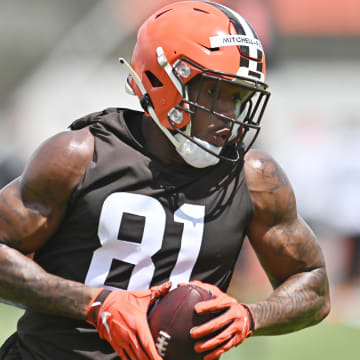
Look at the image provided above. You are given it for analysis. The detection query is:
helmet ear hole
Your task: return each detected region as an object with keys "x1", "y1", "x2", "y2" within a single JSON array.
[{"x1": 145, "y1": 70, "x2": 163, "y2": 88}]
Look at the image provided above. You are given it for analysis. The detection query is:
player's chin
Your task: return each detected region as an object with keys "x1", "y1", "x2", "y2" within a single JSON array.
[
  {"x1": 210, "y1": 134, "x2": 227, "y2": 148},
  {"x1": 194, "y1": 133, "x2": 224, "y2": 148}
]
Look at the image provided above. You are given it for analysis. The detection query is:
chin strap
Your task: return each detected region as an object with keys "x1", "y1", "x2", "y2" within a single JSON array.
[{"x1": 174, "y1": 135, "x2": 221, "y2": 168}]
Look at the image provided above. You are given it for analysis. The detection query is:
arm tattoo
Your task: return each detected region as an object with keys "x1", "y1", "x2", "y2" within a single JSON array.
[
  {"x1": 21, "y1": 180, "x2": 57, "y2": 208},
  {"x1": 251, "y1": 156, "x2": 297, "y2": 227},
  {"x1": 0, "y1": 180, "x2": 55, "y2": 251},
  {"x1": 0, "y1": 180, "x2": 93, "y2": 318},
  {"x1": 246, "y1": 152, "x2": 330, "y2": 335},
  {"x1": 251, "y1": 268, "x2": 329, "y2": 335},
  {"x1": 259, "y1": 157, "x2": 289, "y2": 193},
  {"x1": 266, "y1": 219, "x2": 321, "y2": 266},
  {"x1": 0, "y1": 246, "x2": 94, "y2": 319}
]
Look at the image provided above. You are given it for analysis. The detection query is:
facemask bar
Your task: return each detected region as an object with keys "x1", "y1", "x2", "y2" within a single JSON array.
[
  {"x1": 119, "y1": 53, "x2": 270, "y2": 165},
  {"x1": 241, "y1": 88, "x2": 270, "y2": 152},
  {"x1": 170, "y1": 58, "x2": 271, "y2": 158}
]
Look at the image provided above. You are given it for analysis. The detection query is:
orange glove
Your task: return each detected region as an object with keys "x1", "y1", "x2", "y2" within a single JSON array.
[
  {"x1": 86, "y1": 281, "x2": 171, "y2": 360},
  {"x1": 182, "y1": 281, "x2": 254, "y2": 360}
]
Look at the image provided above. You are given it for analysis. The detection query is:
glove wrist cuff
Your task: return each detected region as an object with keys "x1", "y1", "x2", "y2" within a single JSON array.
[
  {"x1": 86, "y1": 288, "x2": 112, "y2": 327},
  {"x1": 241, "y1": 303, "x2": 255, "y2": 334}
]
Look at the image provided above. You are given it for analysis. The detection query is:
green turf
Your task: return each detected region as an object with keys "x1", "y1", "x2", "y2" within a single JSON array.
[
  {"x1": 0, "y1": 303, "x2": 358, "y2": 359},
  {"x1": 0, "y1": 303, "x2": 24, "y2": 344},
  {"x1": 223, "y1": 320, "x2": 359, "y2": 360}
]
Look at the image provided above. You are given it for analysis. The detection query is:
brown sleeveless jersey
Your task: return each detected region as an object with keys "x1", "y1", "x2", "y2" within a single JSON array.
[{"x1": 13, "y1": 108, "x2": 254, "y2": 359}]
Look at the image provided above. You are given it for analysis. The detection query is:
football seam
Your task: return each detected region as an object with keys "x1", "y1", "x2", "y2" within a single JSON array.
[{"x1": 165, "y1": 287, "x2": 192, "y2": 332}]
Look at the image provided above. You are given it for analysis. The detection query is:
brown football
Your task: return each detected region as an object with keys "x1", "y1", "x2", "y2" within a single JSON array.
[{"x1": 148, "y1": 283, "x2": 217, "y2": 360}]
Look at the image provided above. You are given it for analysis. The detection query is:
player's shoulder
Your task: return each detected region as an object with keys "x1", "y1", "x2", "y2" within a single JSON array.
[
  {"x1": 32, "y1": 127, "x2": 94, "y2": 169},
  {"x1": 243, "y1": 149, "x2": 296, "y2": 218},
  {"x1": 243, "y1": 148, "x2": 267, "y2": 173},
  {"x1": 44, "y1": 127, "x2": 94, "y2": 158},
  {"x1": 23, "y1": 127, "x2": 94, "y2": 192},
  {"x1": 244, "y1": 148, "x2": 270, "y2": 161},
  {"x1": 244, "y1": 148, "x2": 289, "y2": 191}
]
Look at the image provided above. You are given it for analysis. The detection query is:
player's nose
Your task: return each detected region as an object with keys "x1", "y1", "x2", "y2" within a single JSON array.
[{"x1": 214, "y1": 95, "x2": 236, "y2": 119}]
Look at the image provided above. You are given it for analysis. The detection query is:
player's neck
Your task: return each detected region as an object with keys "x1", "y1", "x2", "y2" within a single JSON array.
[{"x1": 141, "y1": 116, "x2": 185, "y2": 166}]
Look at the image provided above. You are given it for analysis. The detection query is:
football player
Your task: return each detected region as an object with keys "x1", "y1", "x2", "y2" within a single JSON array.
[{"x1": 0, "y1": 1, "x2": 330, "y2": 360}]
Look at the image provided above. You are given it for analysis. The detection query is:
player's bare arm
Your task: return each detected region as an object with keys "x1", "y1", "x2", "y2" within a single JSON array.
[
  {"x1": 244, "y1": 149, "x2": 330, "y2": 335},
  {"x1": 0, "y1": 127, "x2": 171, "y2": 360},
  {"x1": 0, "y1": 127, "x2": 100, "y2": 318}
]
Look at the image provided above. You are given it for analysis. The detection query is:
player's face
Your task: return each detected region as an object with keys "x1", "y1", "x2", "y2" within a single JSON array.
[{"x1": 187, "y1": 76, "x2": 254, "y2": 147}]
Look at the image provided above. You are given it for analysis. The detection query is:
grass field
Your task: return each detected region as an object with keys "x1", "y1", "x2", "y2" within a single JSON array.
[{"x1": 0, "y1": 303, "x2": 358, "y2": 359}]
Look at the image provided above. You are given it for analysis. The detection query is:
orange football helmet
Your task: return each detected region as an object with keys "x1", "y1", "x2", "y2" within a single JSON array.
[{"x1": 119, "y1": 1, "x2": 270, "y2": 167}]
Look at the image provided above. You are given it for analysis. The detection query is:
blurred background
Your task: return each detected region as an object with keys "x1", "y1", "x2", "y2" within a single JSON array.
[{"x1": 0, "y1": 0, "x2": 359, "y2": 358}]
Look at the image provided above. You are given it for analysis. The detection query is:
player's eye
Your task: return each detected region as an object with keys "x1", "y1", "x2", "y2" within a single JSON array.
[
  {"x1": 232, "y1": 94, "x2": 241, "y2": 102},
  {"x1": 207, "y1": 88, "x2": 216, "y2": 97}
]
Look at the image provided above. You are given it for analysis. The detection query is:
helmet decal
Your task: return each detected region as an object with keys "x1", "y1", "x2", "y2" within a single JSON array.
[{"x1": 209, "y1": 35, "x2": 263, "y2": 51}]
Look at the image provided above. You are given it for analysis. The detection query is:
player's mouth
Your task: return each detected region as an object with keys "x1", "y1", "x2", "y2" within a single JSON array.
[{"x1": 212, "y1": 127, "x2": 231, "y2": 147}]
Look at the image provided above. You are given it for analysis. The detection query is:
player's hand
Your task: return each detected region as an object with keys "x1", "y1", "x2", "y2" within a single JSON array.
[
  {"x1": 86, "y1": 281, "x2": 171, "y2": 360},
  {"x1": 180, "y1": 280, "x2": 254, "y2": 360}
]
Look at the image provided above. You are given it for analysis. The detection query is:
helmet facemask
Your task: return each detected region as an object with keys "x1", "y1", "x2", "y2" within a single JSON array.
[
  {"x1": 167, "y1": 58, "x2": 270, "y2": 166},
  {"x1": 120, "y1": 1, "x2": 271, "y2": 168},
  {"x1": 120, "y1": 53, "x2": 269, "y2": 168}
]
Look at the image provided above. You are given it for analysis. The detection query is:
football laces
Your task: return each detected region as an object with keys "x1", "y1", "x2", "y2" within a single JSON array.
[{"x1": 156, "y1": 330, "x2": 171, "y2": 357}]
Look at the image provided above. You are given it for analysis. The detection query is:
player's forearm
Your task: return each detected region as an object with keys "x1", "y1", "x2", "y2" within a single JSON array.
[
  {"x1": 249, "y1": 267, "x2": 330, "y2": 335},
  {"x1": 0, "y1": 244, "x2": 98, "y2": 319}
]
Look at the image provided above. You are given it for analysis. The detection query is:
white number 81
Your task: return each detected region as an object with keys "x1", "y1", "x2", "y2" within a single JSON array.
[{"x1": 85, "y1": 192, "x2": 205, "y2": 290}]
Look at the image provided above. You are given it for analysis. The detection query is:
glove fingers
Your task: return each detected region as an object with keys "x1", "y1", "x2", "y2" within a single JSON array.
[
  {"x1": 188, "y1": 280, "x2": 206, "y2": 287},
  {"x1": 191, "y1": 313, "x2": 233, "y2": 339},
  {"x1": 111, "y1": 326, "x2": 139, "y2": 360},
  {"x1": 194, "y1": 326, "x2": 235, "y2": 353},
  {"x1": 149, "y1": 281, "x2": 172, "y2": 304},
  {"x1": 203, "y1": 335, "x2": 241, "y2": 360},
  {"x1": 110, "y1": 316, "x2": 160, "y2": 360},
  {"x1": 116, "y1": 348, "x2": 130, "y2": 360},
  {"x1": 202, "y1": 341, "x2": 232, "y2": 360},
  {"x1": 123, "y1": 345, "x2": 138, "y2": 360},
  {"x1": 178, "y1": 280, "x2": 213, "y2": 293},
  {"x1": 195, "y1": 298, "x2": 232, "y2": 314},
  {"x1": 189, "y1": 280, "x2": 214, "y2": 292},
  {"x1": 125, "y1": 322, "x2": 162, "y2": 360},
  {"x1": 190, "y1": 280, "x2": 224, "y2": 297},
  {"x1": 204, "y1": 347, "x2": 225, "y2": 360},
  {"x1": 126, "y1": 331, "x2": 152, "y2": 360},
  {"x1": 136, "y1": 326, "x2": 163, "y2": 360}
]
